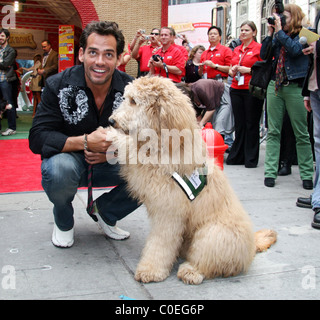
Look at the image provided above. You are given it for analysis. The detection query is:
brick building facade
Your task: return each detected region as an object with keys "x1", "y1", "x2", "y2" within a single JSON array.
[{"x1": 70, "y1": 0, "x2": 169, "y2": 77}]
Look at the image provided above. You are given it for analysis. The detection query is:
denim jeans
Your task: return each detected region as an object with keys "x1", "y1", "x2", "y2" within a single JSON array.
[
  {"x1": 41, "y1": 152, "x2": 140, "y2": 231},
  {"x1": 0, "y1": 80, "x2": 16, "y2": 131},
  {"x1": 311, "y1": 90, "x2": 320, "y2": 209}
]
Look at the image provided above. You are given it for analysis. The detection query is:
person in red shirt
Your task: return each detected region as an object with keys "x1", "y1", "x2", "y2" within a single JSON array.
[
  {"x1": 148, "y1": 27, "x2": 185, "y2": 83},
  {"x1": 131, "y1": 28, "x2": 161, "y2": 76},
  {"x1": 199, "y1": 26, "x2": 232, "y2": 80},
  {"x1": 226, "y1": 21, "x2": 264, "y2": 168}
]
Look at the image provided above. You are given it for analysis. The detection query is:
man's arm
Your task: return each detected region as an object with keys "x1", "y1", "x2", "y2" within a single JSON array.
[
  {"x1": 0, "y1": 47, "x2": 15, "y2": 70},
  {"x1": 62, "y1": 128, "x2": 111, "y2": 154},
  {"x1": 39, "y1": 51, "x2": 59, "y2": 77}
]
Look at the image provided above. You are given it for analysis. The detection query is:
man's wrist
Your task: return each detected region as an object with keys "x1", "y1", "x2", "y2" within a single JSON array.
[{"x1": 84, "y1": 134, "x2": 88, "y2": 151}]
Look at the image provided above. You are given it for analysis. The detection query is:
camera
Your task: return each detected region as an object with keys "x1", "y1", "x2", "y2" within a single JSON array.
[
  {"x1": 152, "y1": 54, "x2": 163, "y2": 62},
  {"x1": 145, "y1": 35, "x2": 150, "y2": 40},
  {"x1": 235, "y1": 71, "x2": 241, "y2": 82},
  {"x1": 267, "y1": 0, "x2": 286, "y2": 28}
]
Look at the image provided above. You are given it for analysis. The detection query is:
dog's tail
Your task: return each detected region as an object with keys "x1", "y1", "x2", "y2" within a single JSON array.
[{"x1": 254, "y1": 229, "x2": 277, "y2": 253}]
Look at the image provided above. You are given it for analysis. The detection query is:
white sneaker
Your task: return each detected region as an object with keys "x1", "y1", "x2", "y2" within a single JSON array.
[
  {"x1": 1, "y1": 128, "x2": 16, "y2": 136},
  {"x1": 93, "y1": 202, "x2": 130, "y2": 240},
  {"x1": 52, "y1": 223, "x2": 74, "y2": 248}
]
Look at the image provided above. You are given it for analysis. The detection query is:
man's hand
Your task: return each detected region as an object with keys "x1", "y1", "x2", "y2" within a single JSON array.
[
  {"x1": 304, "y1": 99, "x2": 312, "y2": 112},
  {"x1": 86, "y1": 127, "x2": 111, "y2": 153},
  {"x1": 84, "y1": 150, "x2": 107, "y2": 165}
]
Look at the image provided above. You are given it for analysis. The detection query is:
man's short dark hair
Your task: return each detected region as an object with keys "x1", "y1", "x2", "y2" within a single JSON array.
[
  {"x1": 79, "y1": 21, "x2": 125, "y2": 57},
  {"x1": 0, "y1": 28, "x2": 10, "y2": 38},
  {"x1": 207, "y1": 26, "x2": 222, "y2": 36}
]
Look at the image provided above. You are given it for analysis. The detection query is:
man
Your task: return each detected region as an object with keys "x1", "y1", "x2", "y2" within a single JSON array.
[
  {"x1": 0, "y1": 28, "x2": 17, "y2": 136},
  {"x1": 199, "y1": 26, "x2": 232, "y2": 80},
  {"x1": 148, "y1": 27, "x2": 185, "y2": 83},
  {"x1": 29, "y1": 21, "x2": 140, "y2": 248},
  {"x1": 168, "y1": 27, "x2": 189, "y2": 62},
  {"x1": 131, "y1": 28, "x2": 161, "y2": 77},
  {"x1": 296, "y1": 11, "x2": 320, "y2": 230},
  {"x1": 37, "y1": 40, "x2": 58, "y2": 86}
]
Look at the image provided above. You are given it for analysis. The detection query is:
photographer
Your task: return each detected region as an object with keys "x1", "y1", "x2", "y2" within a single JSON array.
[
  {"x1": 148, "y1": 27, "x2": 185, "y2": 83},
  {"x1": 131, "y1": 28, "x2": 161, "y2": 77},
  {"x1": 261, "y1": 3, "x2": 314, "y2": 189}
]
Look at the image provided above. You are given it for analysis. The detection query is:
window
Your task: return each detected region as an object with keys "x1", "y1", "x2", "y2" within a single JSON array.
[{"x1": 236, "y1": 0, "x2": 248, "y2": 37}]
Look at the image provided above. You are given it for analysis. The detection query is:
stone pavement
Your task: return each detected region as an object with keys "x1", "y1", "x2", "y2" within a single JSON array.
[{"x1": 0, "y1": 143, "x2": 319, "y2": 301}]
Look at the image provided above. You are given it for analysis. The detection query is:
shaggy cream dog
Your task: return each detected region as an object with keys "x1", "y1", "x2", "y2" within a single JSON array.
[{"x1": 107, "y1": 76, "x2": 276, "y2": 285}]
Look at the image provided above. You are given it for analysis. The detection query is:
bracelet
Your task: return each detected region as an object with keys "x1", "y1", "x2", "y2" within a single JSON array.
[{"x1": 84, "y1": 134, "x2": 88, "y2": 151}]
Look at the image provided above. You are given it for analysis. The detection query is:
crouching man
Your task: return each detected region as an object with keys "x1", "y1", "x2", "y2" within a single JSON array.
[{"x1": 29, "y1": 21, "x2": 140, "y2": 248}]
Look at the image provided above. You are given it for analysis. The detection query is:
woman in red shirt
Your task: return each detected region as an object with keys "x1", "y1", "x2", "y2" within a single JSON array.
[{"x1": 226, "y1": 21, "x2": 264, "y2": 168}]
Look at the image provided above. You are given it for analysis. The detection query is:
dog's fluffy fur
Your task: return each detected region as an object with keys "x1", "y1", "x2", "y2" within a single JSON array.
[{"x1": 107, "y1": 76, "x2": 277, "y2": 285}]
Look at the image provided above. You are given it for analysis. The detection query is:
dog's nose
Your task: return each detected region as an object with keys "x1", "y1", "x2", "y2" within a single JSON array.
[{"x1": 108, "y1": 118, "x2": 116, "y2": 127}]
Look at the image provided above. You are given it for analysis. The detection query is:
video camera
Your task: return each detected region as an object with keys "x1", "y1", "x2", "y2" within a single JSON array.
[{"x1": 267, "y1": 0, "x2": 286, "y2": 28}]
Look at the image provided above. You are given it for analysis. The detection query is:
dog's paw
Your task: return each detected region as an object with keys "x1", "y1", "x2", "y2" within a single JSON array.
[
  {"x1": 135, "y1": 268, "x2": 169, "y2": 283},
  {"x1": 177, "y1": 262, "x2": 205, "y2": 285}
]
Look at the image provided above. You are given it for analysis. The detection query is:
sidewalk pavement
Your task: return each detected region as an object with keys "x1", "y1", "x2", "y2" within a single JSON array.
[{"x1": 0, "y1": 143, "x2": 319, "y2": 301}]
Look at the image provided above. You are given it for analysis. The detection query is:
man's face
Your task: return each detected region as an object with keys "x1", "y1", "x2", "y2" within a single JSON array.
[
  {"x1": 78, "y1": 32, "x2": 120, "y2": 88},
  {"x1": 208, "y1": 28, "x2": 221, "y2": 46},
  {"x1": 150, "y1": 29, "x2": 160, "y2": 45},
  {"x1": 0, "y1": 32, "x2": 8, "y2": 47},
  {"x1": 42, "y1": 41, "x2": 51, "y2": 53},
  {"x1": 160, "y1": 29, "x2": 171, "y2": 46}
]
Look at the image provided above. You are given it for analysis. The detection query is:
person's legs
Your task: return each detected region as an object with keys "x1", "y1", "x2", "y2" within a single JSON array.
[
  {"x1": 41, "y1": 152, "x2": 85, "y2": 231},
  {"x1": 90, "y1": 162, "x2": 140, "y2": 226},
  {"x1": 284, "y1": 84, "x2": 314, "y2": 182},
  {"x1": 310, "y1": 90, "x2": 320, "y2": 209},
  {"x1": 243, "y1": 92, "x2": 263, "y2": 168},
  {"x1": 264, "y1": 81, "x2": 286, "y2": 180},
  {"x1": 42, "y1": 152, "x2": 140, "y2": 232},
  {"x1": 226, "y1": 89, "x2": 245, "y2": 165},
  {"x1": 0, "y1": 80, "x2": 16, "y2": 131}
]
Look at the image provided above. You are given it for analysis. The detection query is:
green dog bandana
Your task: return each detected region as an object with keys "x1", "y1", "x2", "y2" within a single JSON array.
[{"x1": 172, "y1": 166, "x2": 207, "y2": 201}]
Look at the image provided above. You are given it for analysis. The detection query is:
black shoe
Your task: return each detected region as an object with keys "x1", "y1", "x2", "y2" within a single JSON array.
[
  {"x1": 264, "y1": 177, "x2": 275, "y2": 187},
  {"x1": 278, "y1": 162, "x2": 292, "y2": 176},
  {"x1": 296, "y1": 196, "x2": 312, "y2": 209},
  {"x1": 311, "y1": 208, "x2": 320, "y2": 229},
  {"x1": 302, "y1": 180, "x2": 313, "y2": 190}
]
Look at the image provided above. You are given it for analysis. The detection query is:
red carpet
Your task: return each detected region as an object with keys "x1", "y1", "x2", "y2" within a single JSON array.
[{"x1": 0, "y1": 139, "x2": 43, "y2": 193}]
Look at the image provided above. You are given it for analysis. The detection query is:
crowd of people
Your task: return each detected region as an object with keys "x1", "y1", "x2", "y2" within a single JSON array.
[
  {"x1": 23, "y1": 3, "x2": 320, "y2": 249},
  {"x1": 0, "y1": 32, "x2": 58, "y2": 135}
]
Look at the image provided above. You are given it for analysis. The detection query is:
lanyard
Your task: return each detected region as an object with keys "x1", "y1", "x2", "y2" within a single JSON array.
[{"x1": 238, "y1": 48, "x2": 249, "y2": 66}]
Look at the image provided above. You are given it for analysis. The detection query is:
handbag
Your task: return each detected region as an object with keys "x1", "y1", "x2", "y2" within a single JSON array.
[{"x1": 249, "y1": 51, "x2": 273, "y2": 100}]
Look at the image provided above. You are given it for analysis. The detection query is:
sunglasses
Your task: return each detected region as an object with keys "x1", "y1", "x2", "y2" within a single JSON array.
[{"x1": 150, "y1": 33, "x2": 159, "y2": 35}]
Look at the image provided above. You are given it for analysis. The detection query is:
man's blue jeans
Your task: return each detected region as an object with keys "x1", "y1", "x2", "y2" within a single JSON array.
[
  {"x1": 311, "y1": 90, "x2": 320, "y2": 209},
  {"x1": 41, "y1": 152, "x2": 140, "y2": 231},
  {"x1": 0, "y1": 80, "x2": 16, "y2": 131}
]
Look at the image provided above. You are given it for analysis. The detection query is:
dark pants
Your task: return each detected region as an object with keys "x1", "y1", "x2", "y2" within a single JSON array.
[
  {"x1": 227, "y1": 88, "x2": 264, "y2": 168},
  {"x1": 0, "y1": 80, "x2": 16, "y2": 131}
]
